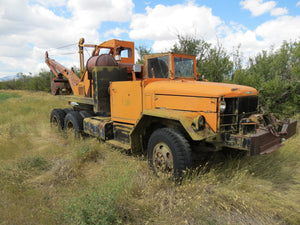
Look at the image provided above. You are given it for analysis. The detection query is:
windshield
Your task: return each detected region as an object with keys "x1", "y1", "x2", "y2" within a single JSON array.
[
  {"x1": 174, "y1": 57, "x2": 194, "y2": 78},
  {"x1": 147, "y1": 55, "x2": 169, "y2": 78}
]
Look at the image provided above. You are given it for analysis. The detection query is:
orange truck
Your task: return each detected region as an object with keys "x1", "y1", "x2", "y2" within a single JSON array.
[{"x1": 46, "y1": 38, "x2": 297, "y2": 178}]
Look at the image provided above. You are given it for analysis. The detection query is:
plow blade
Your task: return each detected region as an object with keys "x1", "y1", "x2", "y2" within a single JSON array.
[{"x1": 225, "y1": 120, "x2": 297, "y2": 155}]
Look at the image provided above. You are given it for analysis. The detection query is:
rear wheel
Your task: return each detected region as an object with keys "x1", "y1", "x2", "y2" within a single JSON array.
[
  {"x1": 50, "y1": 108, "x2": 66, "y2": 130},
  {"x1": 63, "y1": 108, "x2": 73, "y2": 114},
  {"x1": 64, "y1": 111, "x2": 83, "y2": 138},
  {"x1": 147, "y1": 128, "x2": 192, "y2": 179}
]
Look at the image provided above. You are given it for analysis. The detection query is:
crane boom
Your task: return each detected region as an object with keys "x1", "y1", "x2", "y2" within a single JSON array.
[{"x1": 45, "y1": 52, "x2": 80, "y2": 89}]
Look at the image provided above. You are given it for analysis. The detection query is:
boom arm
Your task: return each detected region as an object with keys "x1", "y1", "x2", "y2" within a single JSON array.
[{"x1": 45, "y1": 52, "x2": 80, "y2": 90}]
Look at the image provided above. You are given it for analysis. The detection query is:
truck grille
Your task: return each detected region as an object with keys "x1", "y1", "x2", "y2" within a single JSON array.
[{"x1": 220, "y1": 96, "x2": 258, "y2": 132}]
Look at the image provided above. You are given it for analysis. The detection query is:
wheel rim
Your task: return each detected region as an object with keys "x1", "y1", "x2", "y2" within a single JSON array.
[
  {"x1": 152, "y1": 142, "x2": 174, "y2": 175},
  {"x1": 51, "y1": 116, "x2": 59, "y2": 128},
  {"x1": 66, "y1": 120, "x2": 74, "y2": 133},
  {"x1": 65, "y1": 120, "x2": 80, "y2": 138}
]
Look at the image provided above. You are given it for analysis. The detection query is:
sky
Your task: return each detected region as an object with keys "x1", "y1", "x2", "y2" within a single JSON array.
[{"x1": 0, "y1": 0, "x2": 299, "y2": 78}]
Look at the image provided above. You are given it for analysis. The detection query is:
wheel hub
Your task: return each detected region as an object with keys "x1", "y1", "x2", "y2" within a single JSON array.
[{"x1": 153, "y1": 142, "x2": 174, "y2": 174}]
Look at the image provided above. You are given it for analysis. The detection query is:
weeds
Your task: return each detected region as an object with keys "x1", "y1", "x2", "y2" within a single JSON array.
[
  {"x1": 17, "y1": 155, "x2": 50, "y2": 171},
  {"x1": 0, "y1": 90, "x2": 299, "y2": 225}
]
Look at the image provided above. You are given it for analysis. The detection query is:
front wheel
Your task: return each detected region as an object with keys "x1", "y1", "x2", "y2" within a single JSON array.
[{"x1": 147, "y1": 128, "x2": 192, "y2": 178}]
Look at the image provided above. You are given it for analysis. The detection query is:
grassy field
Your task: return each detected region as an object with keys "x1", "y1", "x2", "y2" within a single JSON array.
[{"x1": 0, "y1": 90, "x2": 299, "y2": 225}]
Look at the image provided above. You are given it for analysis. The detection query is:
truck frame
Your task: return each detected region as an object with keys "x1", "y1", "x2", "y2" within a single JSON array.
[{"x1": 47, "y1": 38, "x2": 297, "y2": 178}]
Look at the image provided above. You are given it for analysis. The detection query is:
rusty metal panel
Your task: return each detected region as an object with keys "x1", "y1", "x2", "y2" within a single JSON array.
[
  {"x1": 224, "y1": 133, "x2": 251, "y2": 151},
  {"x1": 83, "y1": 117, "x2": 113, "y2": 140},
  {"x1": 249, "y1": 130, "x2": 281, "y2": 155},
  {"x1": 92, "y1": 66, "x2": 127, "y2": 113},
  {"x1": 284, "y1": 119, "x2": 297, "y2": 139}
]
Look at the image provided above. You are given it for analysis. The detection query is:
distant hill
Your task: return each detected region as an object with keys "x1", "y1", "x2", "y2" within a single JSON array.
[{"x1": 0, "y1": 75, "x2": 17, "y2": 81}]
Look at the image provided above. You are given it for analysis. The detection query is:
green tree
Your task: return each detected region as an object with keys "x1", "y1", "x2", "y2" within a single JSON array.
[
  {"x1": 0, "y1": 70, "x2": 51, "y2": 92},
  {"x1": 136, "y1": 46, "x2": 151, "y2": 64},
  {"x1": 171, "y1": 34, "x2": 206, "y2": 56},
  {"x1": 171, "y1": 35, "x2": 233, "y2": 82},
  {"x1": 198, "y1": 44, "x2": 233, "y2": 82},
  {"x1": 232, "y1": 40, "x2": 300, "y2": 116}
]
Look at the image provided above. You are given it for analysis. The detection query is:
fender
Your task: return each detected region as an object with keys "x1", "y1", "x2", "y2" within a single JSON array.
[{"x1": 130, "y1": 109, "x2": 216, "y2": 153}]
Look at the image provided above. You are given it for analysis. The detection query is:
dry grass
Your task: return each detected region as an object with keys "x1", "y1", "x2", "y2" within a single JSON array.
[{"x1": 0, "y1": 90, "x2": 299, "y2": 225}]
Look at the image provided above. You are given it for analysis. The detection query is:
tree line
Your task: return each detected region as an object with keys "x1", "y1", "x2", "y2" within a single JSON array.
[
  {"x1": 1, "y1": 37, "x2": 299, "y2": 116},
  {"x1": 0, "y1": 70, "x2": 51, "y2": 92}
]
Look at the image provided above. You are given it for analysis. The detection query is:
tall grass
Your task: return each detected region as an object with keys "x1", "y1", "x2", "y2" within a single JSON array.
[{"x1": 0, "y1": 90, "x2": 299, "y2": 224}]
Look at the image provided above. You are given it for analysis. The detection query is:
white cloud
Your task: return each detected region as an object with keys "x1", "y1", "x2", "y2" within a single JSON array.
[
  {"x1": 221, "y1": 15, "x2": 300, "y2": 59},
  {"x1": 240, "y1": 0, "x2": 287, "y2": 17},
  {"x1": 240, "y1": 0, "x2": 276, "y2": 16},
  {"x1": 32, "y1": 0, "x2": 68, "y2": 7},
  {"x1": 297, "y1": 1, "x2": 300, "y2": 7},
  {"x1": 270, "y1": 7, "x2": 288, "y2": 16},
  {"x1": 255, "y1": 16, "x2": 300, "y2": 44},
  {"x1": 129, "y1": 1, "x2": 223, "y2": 52},
  {"x1": 0, "y1": 0, "x2": 134, "y2": 77},
  {"x1": 104, "y1": 28, "x2": 128, "y2": 38}
]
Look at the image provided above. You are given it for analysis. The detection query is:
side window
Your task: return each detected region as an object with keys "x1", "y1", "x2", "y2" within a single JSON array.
[{"x1": 121, "y1": 48, "x2": 132, "y2": 58}]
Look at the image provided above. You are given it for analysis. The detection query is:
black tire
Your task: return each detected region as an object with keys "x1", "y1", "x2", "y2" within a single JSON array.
[
  {"x1": 147, "y1": 128, "x2": 192, "y2": 178},
  {"x1": 64, "y1": 111, "x2": 83, "y2": 138},
  {"x1": 50, "y1": 108, "x2": 66, "y2": 130},
  {"x1": 63, "y1": 108, "x2": 73, "y2": 114}
]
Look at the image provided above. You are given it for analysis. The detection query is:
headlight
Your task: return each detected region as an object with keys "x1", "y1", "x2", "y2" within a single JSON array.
[{"x1": 220, "y1": 100, "x2": 226, "y2": 113}]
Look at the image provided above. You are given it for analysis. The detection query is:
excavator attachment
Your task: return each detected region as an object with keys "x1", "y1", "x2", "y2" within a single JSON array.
[
  {"x1": 45, "y1": 51, "x2": 79, "y2": 95},
  {"x1": 51, "y1": 75, "x2": 72, "y2": 95}
]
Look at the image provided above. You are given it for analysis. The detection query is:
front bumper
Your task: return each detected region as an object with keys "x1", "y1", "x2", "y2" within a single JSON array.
[{"x1": 224, "y1": 120, "x2": 297, "y2": 155}]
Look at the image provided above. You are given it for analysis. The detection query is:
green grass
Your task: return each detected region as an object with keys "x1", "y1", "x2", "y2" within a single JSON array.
[
  {"x1": 0, "y1": 92, "x2": 20, "y2": 101},
  {"x1": 0, "y1": 90, "x2": 299, "y2": 225}
]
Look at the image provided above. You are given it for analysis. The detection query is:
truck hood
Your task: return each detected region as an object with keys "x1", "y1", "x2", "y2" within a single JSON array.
[{"x1": 144, "y1": 80, "x2": 258, "y2": 98}]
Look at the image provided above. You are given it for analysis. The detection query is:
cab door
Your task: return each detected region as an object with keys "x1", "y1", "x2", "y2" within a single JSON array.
[{"x1": 110, "y1": 81, "x2": 142, "y2": 124}]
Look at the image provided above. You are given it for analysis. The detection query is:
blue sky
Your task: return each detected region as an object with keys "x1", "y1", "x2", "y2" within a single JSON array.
[{"x1": 0, "y1": 0, "x2": 299, "y2": 78}]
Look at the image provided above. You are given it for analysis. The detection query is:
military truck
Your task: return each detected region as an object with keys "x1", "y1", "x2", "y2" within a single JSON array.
[{"x1": 47, "y1": 38, "x2": 297, "y2": 177}]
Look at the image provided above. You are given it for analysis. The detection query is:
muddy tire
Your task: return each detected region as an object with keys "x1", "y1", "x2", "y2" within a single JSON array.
[
  {"x1": 50, "y1": 108, "x2": 66, "y2": 130},
  {"x1": 147, "y1": 128, "x2": 192, "y2": 179},
  {"x1": 64, "y1": 111, "x2": 83, "y2": 138}
]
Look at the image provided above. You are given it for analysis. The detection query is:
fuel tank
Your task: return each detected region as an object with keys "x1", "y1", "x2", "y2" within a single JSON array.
[{"x1": 86, "y1": 54, "x2": 117, "y2": 76}]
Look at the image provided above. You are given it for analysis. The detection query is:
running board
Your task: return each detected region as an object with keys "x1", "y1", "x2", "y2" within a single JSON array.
[{"x1": 106, "y1": 139, "x2": 131, "y2": 151}]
